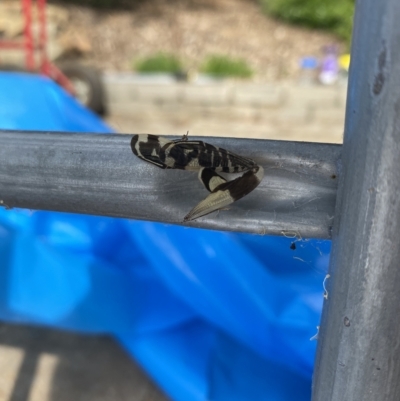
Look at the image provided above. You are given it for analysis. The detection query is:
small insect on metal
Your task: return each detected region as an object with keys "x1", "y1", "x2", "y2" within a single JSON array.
[{"x1": 131, "y1": 133, "x2": 264, "y2": 222}]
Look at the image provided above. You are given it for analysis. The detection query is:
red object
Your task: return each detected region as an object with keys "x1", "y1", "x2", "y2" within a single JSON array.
[{"x1": 0, "y1": 0, "x2": 75, "y2": 94}]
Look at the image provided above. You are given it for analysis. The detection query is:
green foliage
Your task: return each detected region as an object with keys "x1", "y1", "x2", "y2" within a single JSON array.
[
  {"x1": 259, "y1": 0, "x2": 355, "y2": 43},
  {"x1": 201, "y1": 55, "x2": 253, "y2": 78},
  {"x1": 134, "y1": 53, "x2": 183, "y2": 74}
]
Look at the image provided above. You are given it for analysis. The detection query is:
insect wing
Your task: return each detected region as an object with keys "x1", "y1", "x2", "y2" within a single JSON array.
[
  {"x1": 131, "y1": 134, "x2": 171, "y2": 169},
  {"x1": 184, "y1": 166, "x2": 264, "y2": 221},
  {"x1": 198, "y1": 168, "x2": 227, "y2": 192},
  {"x1": 172, "y1": 140, "x2": 256, "y2": 172},
  {"x1": 184, "y1": 189, "x2": 234, "y2": 222},
  {"x1": 215, "y1": 166, "x2": 264, "y2": 201}
]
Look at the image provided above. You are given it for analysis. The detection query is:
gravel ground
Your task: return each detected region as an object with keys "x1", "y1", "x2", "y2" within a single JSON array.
[{"x1": 54, "y1": 0, "x2": 341, "y2": 81}]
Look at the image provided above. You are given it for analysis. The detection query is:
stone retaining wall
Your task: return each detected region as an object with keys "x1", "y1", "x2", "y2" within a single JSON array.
[{"x1": 105, "y1": 75, "x2": 347, "y2": 143}]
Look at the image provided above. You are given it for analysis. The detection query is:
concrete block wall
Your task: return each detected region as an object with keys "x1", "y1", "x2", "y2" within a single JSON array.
[{"x1": 105, "y1": 74, "x2": 347, "y2": 143}]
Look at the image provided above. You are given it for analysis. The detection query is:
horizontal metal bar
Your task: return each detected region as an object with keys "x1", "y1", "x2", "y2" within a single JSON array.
[{"x1": 0, "y1": 131, "x2": 341, "y2": 238}]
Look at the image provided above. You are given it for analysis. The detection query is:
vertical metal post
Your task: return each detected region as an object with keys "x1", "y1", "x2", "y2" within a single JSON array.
[
  {"x1": 37, "y1": 0, "x2": 49, "y2": 75},
  {"x1": 312, "y1": 0, "x2": 400, "y2": 400},
  {"x1": 22, "y1": 0, "x2": 34, "y2": 71}
]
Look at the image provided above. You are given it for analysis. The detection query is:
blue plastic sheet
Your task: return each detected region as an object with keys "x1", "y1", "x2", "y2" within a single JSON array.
[{"x1": 0, "y1": 73, "x2": 329, "y2": 401}]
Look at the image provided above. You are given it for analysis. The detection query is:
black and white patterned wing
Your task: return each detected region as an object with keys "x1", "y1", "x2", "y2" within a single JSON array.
[
  {"x1": 184, "y1": 165, "x2": 264, "y2": 221},
  {"x1": 197, "y1": 168, "x2": 227, "y2": 192},
  {"x1": 131, "y1": 134, "x2": 172, "y2": 168},
  {"x1": 171, "y1": 139, "x2": 256, "y2": 173}
]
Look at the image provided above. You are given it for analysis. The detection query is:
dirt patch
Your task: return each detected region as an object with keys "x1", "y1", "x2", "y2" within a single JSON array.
[
  {"x1": 7, "y1": 0, "x2": 342, "y2": 81},
  {"x1": 0, "y1": 0, "x2": 337, "y2": 81}
]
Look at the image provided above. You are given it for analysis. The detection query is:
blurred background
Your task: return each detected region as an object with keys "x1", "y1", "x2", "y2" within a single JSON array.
[
  {"x1": 0, "y1": 0, "x2": 353, "y2": 142},
  {"x1": 0, "y1": 0, "x2": 353, "y2": 400}
]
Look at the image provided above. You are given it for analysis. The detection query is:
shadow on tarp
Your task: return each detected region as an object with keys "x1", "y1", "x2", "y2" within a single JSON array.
[{"x1": 0, "y1": 73, "x2": 329, "y2": 401}]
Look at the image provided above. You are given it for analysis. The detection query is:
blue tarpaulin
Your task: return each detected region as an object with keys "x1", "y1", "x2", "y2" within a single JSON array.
[{"x1": 0, "y1": 73, "x2": 328, "y2": 401}]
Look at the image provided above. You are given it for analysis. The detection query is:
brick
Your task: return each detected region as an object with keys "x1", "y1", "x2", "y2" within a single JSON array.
[
  {"x1": 232, "y1": 85, "x2": 284, "y2": 107},
  {"x1": 335, "y1": 86, "x2": 348, "y2": 108},
  {"x1": 286, "y1": 85, "x2": 340, "y2": 109},
  {"x1": 272, "y1": 107, "x2": 311, "y2": 124},
  {"x1": 135, "y1": 84, "x2": 183, "y2": 103},
  {"x1": 182, "y1": 85, "x2": 233, "y2": 106},
  {"x1": 104, "y1": 82, "x2": 134, "y2": 103},
  {"x1": 313, "y1": 108, "x2": 345, "y2": 125}
]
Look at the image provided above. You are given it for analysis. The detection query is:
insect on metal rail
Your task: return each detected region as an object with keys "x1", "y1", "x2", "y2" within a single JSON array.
[
  {"x1": 131, "y1": 133, "x2": 264, "y2": 222},
  {"x1": 0, "y1": 131, "x2": 340, "y2": 239}
]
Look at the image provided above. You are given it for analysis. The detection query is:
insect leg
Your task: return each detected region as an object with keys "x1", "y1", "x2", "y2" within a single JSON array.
[{"x1": 181, "y1": 131, "x2": 189, "y2": 142}]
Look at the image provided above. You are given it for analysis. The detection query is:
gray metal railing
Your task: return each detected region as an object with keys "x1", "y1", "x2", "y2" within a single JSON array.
[{"x1": 0, "y1": 132, "x2": 340, "y2": 239}]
